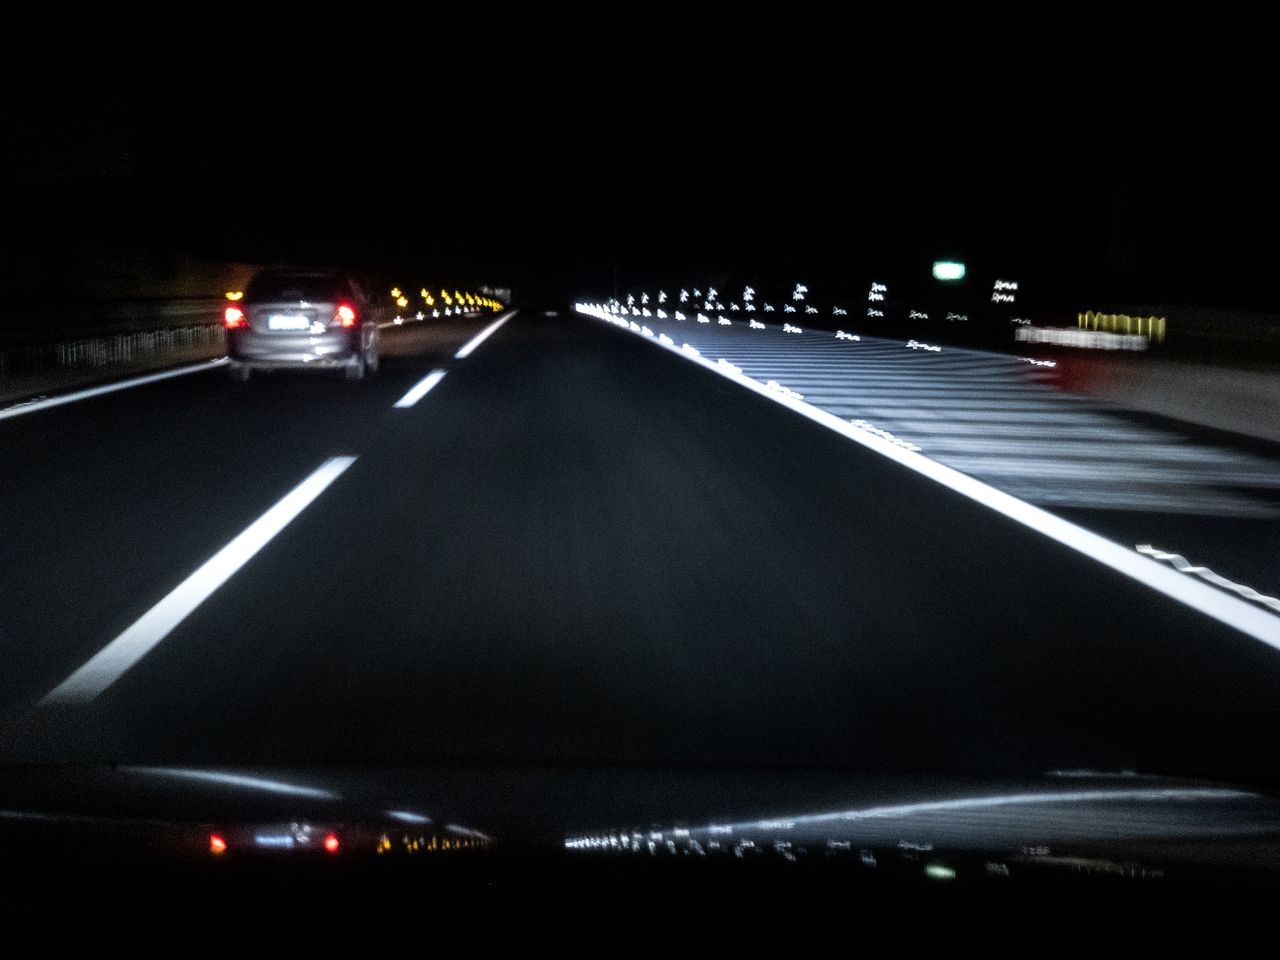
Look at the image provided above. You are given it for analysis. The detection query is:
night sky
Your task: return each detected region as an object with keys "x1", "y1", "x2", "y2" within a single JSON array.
[{"x1": 4, "y1": 4, "x2": 1278, "y2": 305}]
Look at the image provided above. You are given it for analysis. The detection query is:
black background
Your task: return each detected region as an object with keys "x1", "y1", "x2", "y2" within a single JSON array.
[{"x1": 3, "y1": 3, "x2": 1277, "y2": 305}]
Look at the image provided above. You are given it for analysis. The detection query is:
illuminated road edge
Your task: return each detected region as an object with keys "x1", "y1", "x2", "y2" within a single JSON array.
[
  {"x1": 41, "y1": 456, "x2": 359, "y2": 705},
  {"x1": 0, "y1": 358, "x2": 229, "y2": 422},
  {"x1": 575, "y1": 303, "x2": 1280, "y2": 651}
]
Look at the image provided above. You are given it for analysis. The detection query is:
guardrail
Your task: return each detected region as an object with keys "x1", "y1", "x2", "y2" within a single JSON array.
[{"x1": 0, "y1": 323, "x2": 224, "y2": 381}]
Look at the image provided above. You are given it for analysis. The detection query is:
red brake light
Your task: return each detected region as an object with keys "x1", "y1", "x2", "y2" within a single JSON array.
[
  {"x1": 336, "y1": 304, "x2": 357, "y2": 327},
  {"x1": 323, "y1": 833, "x2": 340, "y2": 854},
  {"x1": 224, "y1": 306, "x2": 247, "y2": 329},
  {"x1": 209, "y1": 834, "x2": 228, "y2": 855}
]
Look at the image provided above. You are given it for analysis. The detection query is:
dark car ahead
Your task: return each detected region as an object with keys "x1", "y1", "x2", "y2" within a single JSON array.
[{"x1": 224, "y1": 270, "x2": 380, "y2": 382}]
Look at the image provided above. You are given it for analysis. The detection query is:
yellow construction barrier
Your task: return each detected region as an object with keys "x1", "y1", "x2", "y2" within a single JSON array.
[{"x1": 1078, "y1": 310, "x2": 1167, "y2": 343}]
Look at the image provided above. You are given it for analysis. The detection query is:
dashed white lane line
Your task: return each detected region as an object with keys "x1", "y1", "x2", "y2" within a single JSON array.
[
  {"x1": 40, "y1": 455, "x2": 358, "y2": 705},
  {"x1": 577, "y1": 304, "x2": 1280, "y2": 652},
  {"x1": 393, "y1": 369, "x2": 448, "y2": 408},
  {"x1": 0, "y1": 359, "x2": 229, "y2": 422},
  {"x1": 454, "y1": 312, "x2": 515, "y2": 359}
]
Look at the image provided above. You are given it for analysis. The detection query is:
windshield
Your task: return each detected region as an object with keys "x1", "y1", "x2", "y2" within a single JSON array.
[{"x1": 4, "y1": 5, "x2": 1280, "y2": 892}]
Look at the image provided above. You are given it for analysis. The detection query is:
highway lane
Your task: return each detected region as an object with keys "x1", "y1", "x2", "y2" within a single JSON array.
[
  {"x1": 3, "y1": 310, "x2": 1280, "y2": 789},
  {"x1": 596, "y1": 311, "x2": 1280, "y2": 603},
  {"x1": 0, "y1": 316, "x2": 498, "y2": 720}
]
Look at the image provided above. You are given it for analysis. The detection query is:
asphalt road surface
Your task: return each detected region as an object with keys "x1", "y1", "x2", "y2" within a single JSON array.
[{"x1": 3, "y1": 309, "x2": 1280, "y2": 791}]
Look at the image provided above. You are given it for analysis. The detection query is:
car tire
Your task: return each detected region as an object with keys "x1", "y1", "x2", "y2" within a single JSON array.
[
  {"x1": 365, "y1": 344, "x2": 379, "y2": 376},
  {"x1": 344, "y1": 353, "x2": 366, "y2": 382},
  {"x1": 229, "y1": 363, "x2": 251, "y2": 382}
]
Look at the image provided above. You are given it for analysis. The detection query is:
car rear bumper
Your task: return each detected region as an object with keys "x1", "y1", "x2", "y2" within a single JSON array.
[{"x1": 228, "y1": 330, "x2": 361, "y2": 367}]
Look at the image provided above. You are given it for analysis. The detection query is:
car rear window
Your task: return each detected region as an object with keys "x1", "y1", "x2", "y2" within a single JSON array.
[{"x1": 245, "y1": 274, "x2": 350, "y2": 303}]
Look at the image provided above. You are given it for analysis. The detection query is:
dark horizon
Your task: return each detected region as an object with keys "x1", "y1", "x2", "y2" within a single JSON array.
[{"x1": 5, "y1": 4, "x2": 1278, "y2": 308}]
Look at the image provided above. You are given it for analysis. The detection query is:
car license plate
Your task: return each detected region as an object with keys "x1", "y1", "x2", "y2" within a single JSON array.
[{"x1": 268, "y1": 314, "x2": 311, "y2": 331}]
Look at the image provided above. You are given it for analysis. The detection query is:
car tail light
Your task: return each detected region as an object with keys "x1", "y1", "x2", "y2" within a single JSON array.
[
  {"x1": 335, "y1": 304, "x2": 357, "y2": 328},
  {"x1": 224, "y1": 306, "x2": 247, "y2": 329},
  {"x1": 209, "y1": 833, "x2": 228, "y2": 855},
  {"x1": 323, "y1": 833, "x2": 340, "y2": 854}
]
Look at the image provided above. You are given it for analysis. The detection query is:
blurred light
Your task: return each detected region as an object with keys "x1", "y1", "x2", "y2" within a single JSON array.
[
  {"x1": 127, "y1": 768, "x2": 341, "y2": 800},
  {"x1": 324, "y1": 833, "x2": 340, "y2": 854},
  {"x1": 391, "y1": 288, "x2": 402, "y2": 298},
  {"x1": 782, "y1": 323, "x2": 801, "y2": 333},
  {"x1": 254, "y1": 834, "x2": 296, "y2": 848},
  {"x1": 336, "y1": 304, "x2": 357, "y2": 327},
  {"x1": 764, "y1": 380, "x2": 803, "y2": 400},
  {"x1": 932, "y1": 260, "x2": 966, "y2": 281},
  {"x1": 851, "y1": 419, "x2": 921, "y2": 451},
  {"x1": 1136, "y1": 544, "x2": 1280, "y2": 613},
  {"x1": 396, "y1": 296, "x2": 409, "y2": 308},
  {"x1": 1017, "y1": 327, "x2": 1147, "y2": 351},
  {"x1": 225, "y1": 291, "x2": 244, "y2": 301},
  {"x1": 1078, "y1": 310, "x2": 1166, "y2": 343},
  {"x1": 387, "y1": 810, "x2": 432, "y2": 824},
  {"x1": 209, "y1": 833, "x2": 227, "y2": 855},
  {"x1": 224, "y1": 306, "x2": 247, "y2": 329},
  {"x1": 925, "y1": 864, "x2": 956, "y2": 881}
]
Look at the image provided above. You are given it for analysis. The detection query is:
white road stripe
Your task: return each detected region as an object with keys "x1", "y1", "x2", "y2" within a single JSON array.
[
  {"x1": 0, "y1": 358, "x2": 229, "y2": 422},
  {"x1": 453, "y1": 312, "x2": 515, "y2": 359},
  {"x1": 393, "y1": 369, "x2": 447, "y2": 408},
  {"x1": 41, "y1": 455, "x2": 358, "y2": 705},
  {"x1": 579, "y1": 305, "x2": 1280, "y2": 650}
]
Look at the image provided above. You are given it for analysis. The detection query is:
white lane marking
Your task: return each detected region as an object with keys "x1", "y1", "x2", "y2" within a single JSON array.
[
  {"x1": 41, "y1": 456, "x2": 358, "y2": 705},
  {"x1": 577, "y1": 305, "x2": 1280, "y2": 650},
  {"x1": 0, "y1": 358, "x2": 229, "y2": 422},
  {"x1": 393, "y1": 369, "x2": 447, "y2": 408},
  {"x1": 1136, "y1": 545, "x2": 1280, "y2": 614},
  {"x1": 453, "y1": 312, "x2": 515, "y2": 359}
]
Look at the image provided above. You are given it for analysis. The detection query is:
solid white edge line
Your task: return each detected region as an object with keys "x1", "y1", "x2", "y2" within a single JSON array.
[
  {"x1": 41, "y1": 455, "x2": 359, "y2": 705},
  {"x1": 576, "y1": 304, "x2": 1280, "y2": 651},
  {"x1": 0, "y1": 358, "x2": 229, "y2": 422},
  {"x1": 453, "y1": 311, "x2": 516, "y2": 359},
  {"x1": 393, "y1": 369, "x2": 448, "y2": 408}
]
